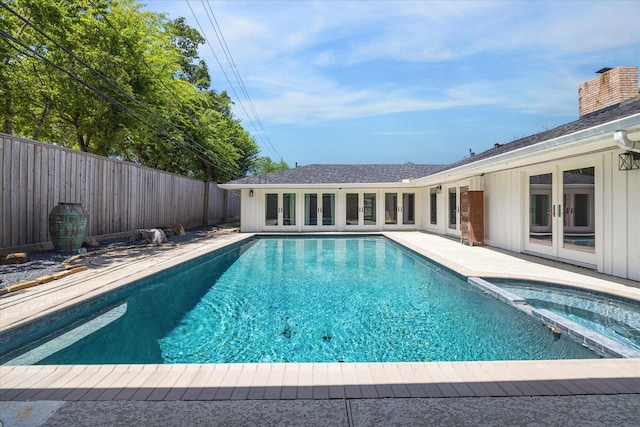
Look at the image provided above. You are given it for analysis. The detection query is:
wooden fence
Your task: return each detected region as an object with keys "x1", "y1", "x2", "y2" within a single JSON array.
[{"x1": 0, "y1": 133, "x2": 240, "y2": 253}]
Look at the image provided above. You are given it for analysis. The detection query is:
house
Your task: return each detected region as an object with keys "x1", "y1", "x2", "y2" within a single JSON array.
[{"x1": 220, "y1": 66, "x2": 640, "y2": 281}]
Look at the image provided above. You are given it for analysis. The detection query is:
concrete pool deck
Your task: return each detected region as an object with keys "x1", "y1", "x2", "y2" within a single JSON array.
[{"x1": 1, "y1": 231, "x2": 639, "y2": 425}]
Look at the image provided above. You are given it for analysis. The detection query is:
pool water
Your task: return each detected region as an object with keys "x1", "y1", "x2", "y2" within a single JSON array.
[
  {"x1": 494, "y1": 281, "x2": 640, "y2": 352},
  {"x1": 2, "y1": 236, "x2": 595, "y2": 365}
]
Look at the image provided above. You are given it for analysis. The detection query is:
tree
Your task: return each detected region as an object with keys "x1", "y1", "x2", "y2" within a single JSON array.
[
  {"x1": 249, "y1": 156, "x2": 289, "y2": 175},
  {"x1": 0, "y1": 0, "x2": 261, "y2": 182}
]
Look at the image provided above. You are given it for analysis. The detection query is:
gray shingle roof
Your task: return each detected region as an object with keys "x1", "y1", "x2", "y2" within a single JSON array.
[
  {"x1": 225, "y1": 97, "x2": 640, "y2": 186},
  {"x1": 226, "y1": 164, "x2": 447, "y2": 185},
  {"x1": 444, "y1": 96, "x2": 640, "y2": 171}
]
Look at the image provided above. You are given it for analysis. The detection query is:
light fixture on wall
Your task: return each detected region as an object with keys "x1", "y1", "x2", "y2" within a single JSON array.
[
  {"x1": 249, "y1": 189, "x2": 254, "y2": 197},
  {"x1": 435, "y1": 185, "x2": 442, "y2": 193},
  {"x1": 619, "y1": 152, "x2": 640, "y2": 171}
]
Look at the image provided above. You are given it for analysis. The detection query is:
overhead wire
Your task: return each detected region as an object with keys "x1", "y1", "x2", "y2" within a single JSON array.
[
  {"x1": 0, "y1": 1, "x2": 243, "y2": 178},
  {"x1": 86, "y1": 1, "x2": 243, "y2": 176},
  {"x1": 202, "y1": 0, "x2": 283, "y2": 161},
  {"x1": 186, "y1": 0, "x2": 283, "y2": 162}
]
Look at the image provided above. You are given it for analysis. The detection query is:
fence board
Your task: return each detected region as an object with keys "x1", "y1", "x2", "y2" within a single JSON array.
[{"x1": 0, "y1": 134, "x2": 240, "y2": 252}]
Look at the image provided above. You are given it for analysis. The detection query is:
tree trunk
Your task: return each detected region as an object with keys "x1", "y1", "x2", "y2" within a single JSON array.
[
  {"x1": 32, "y1": 100, "x2": 51, "y2": 140},
  {"x1": 3, "y1": 98, "x2": 12, "y2": 134}
]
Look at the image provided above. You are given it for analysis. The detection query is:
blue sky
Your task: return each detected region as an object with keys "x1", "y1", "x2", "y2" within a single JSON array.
[{"x1": 144, "y1": 0, "x2": 640, "y2": 166}]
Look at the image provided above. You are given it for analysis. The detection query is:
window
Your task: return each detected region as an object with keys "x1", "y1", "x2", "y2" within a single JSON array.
[
  {"x1": 385, "y1": 193, "x2": 397, "y2": 224},
  {"x1": 430, "y1": 188, "x2": 437, "y2": 225},
  {"x1": 363, "y1": 193, "x2": 376, "y2": 225},
  {"x1": 448, "y1": 188, "x2": 457, "y2": 229},
  {"x1": 402, "y1": 193, "x2": 415, "y2": 224},
  {"x1": 283, "y1": 193, "x2": 296, "y2": 226},
  {"x1": 346, "y1": 193, "x2": 358, "y2": 225},
  {"x1": 265, "y1": 193, "x2": 278, "y2": 226}
]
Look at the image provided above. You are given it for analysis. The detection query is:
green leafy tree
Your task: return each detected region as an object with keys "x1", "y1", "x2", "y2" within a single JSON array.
[
  {"x1": 0, "y1": 0, "x2": 261, "y2": 182},
  {"x1": 250, "y1": 156, "x2": 289, "y2": 175}
]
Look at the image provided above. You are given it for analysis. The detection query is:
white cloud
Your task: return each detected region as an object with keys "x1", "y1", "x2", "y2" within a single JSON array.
[{"x1": 147, "y1": 1, "x2": 640, "y2": 126}]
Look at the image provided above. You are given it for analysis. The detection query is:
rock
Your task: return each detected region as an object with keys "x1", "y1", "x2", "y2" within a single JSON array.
[
  {"x1": 1, "y1": 252, "x2": 28, "y2": 265},
  {"x1": 130, "y1": 228, "x2": 167, "y2": 245},
  {"x1": 83, "y1": 238, "x2": 100, "y2": 248},
  {"x1": 171, "y1": 224, "x2": 186, "y2": 236}
]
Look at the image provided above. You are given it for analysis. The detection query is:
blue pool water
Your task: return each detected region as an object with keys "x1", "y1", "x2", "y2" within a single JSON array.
[
  {"x1": 1, "y1": 236, "x2": 596, "y2": 365},
  {"x1": 493, "y1": 281, "x2": 640, "y2": 352}
]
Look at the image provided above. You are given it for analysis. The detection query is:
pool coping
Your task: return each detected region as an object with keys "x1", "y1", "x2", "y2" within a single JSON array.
[{"x1": 1, "y1": 231, "x2": 639, "y2": 401}]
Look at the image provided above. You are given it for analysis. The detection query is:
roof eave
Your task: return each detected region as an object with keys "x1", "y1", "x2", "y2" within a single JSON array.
[
  {"x1": 412, "y1": 112, "x2": 640, "y2": 185},
  {"x1": 217, "y1": 181, "x2": 418, "y2": 190}
]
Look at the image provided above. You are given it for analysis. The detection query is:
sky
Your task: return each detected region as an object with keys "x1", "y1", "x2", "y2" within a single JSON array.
[{"x1": 143, "y1": 0, "x2": 640, "y2": 167}]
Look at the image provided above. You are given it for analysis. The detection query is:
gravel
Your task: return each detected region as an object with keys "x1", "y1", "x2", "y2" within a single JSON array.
[{"x1": 0, "y1": 226, "x2": 226, "y2": 289}]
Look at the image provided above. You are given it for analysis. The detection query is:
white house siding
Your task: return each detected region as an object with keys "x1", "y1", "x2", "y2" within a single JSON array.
[
  {"x1": 239, "y1": 188, "x2": 423, "y2": 233},
  {"x1": 456, "y1": 144, "x2": 639, "y2": 281},
  {"x1": 483, "y1": 170, "x2": 523, "y2": 253},
  {"x1": 603, "y1": 148, "x2": 640, "y2": 280}
]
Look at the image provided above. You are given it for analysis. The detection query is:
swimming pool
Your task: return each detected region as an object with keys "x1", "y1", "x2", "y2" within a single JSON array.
[
  {"x1": 491, "y1": 280, "x2": 640, "y2": 353},
  {"x1": 1, "y1": 236, "x2": 596, "y2": 365}
]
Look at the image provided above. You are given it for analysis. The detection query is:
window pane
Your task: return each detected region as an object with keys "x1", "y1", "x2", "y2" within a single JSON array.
[
  {"x1": 265, "y1": 193, "x2": 278, "y2": 226},
  {"x1": 574, "y1": 194, "x2": 589, "y2": 226},
  {"x1": 283, "y1": 193, "x2": 296, "y2": 226},
  {"x1": 402, "y1": 193, "x2": 415, "y2": 224},
  {"x1": 531, "y1": 194, "x2": 550, "y2": 226},
  {"x1": 529, "y1": 173, "x2": 552, "y2": 246},
  {"x1": 346, "y1": 193, "x2": 358, "y2": 225},
  {"x1": 430, "y1": 188, "x2": 437, "y2": 225},
  {"x1": 322, "y1": 193, "x2": 335, "y2": 225},
  {"x1": 563, "y1": 167, "x2": 594, "y2": 251},
  {"x1": 363, "y1": 193, "x2": 376, "y2": 225},
  {"x1": 385, "y1": 193, "x2": 397, "y2": 224},
  {"x1": 305, "y1": 193, "x2": 317, "y2": 226},
  {"x1": 448, "y1": 188, "x2": 457, "y2": 229}
]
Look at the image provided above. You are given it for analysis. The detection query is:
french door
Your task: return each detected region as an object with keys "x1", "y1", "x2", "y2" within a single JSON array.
[
  {"x1": 264, "y1": 192, "x2": 297, "y2": 230},
  {"x1": 345, "y1": 192, "x2": 378, "y2": 230},
  {"x1": 526, "y1": 165, "x2": 596, "y2": 266},
  {"x1": 384, "y1": 192, "x2": 416, "y2": 228},
  {"x1": 303, "y1": 192, "x2": 337, "y2": 230},
  {"x1": 446, "y1": 185, "x2": 468, "y2": 237}
]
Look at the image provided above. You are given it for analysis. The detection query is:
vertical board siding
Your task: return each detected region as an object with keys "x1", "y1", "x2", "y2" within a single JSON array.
[{"x1": 0, "y1": 134, "x2": 239, "y2": 250}]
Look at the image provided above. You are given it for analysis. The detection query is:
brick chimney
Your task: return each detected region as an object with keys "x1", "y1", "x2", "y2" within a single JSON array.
[{"x1": 578, "y1": 66, "x2": 638, "y2": 117}]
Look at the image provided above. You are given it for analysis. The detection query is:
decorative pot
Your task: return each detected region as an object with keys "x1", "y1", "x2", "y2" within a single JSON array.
[{"x1": 48, "y1": 203, "x2": 89, "y2": 253}]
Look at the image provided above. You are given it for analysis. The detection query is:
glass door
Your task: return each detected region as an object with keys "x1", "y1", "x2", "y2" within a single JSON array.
[
  {"x1": 345, "y1": 192, "x2": 378, "y2": 229},
  {"x1": 304, "y1": 192, "x2": 336, "y2": 230},
  {"x1": 446, "y1": 185, "x2": 467, "y2": 236},
  {"x1": 559, "y1": 167, "x2": 595, "y2": 264},
  {"x1": 385, "y1": 193, "x2": 398, "y2": 225},
  {"x1": 265, "y1": 192, "x2": 297, "y2": 230},
  {"x1": 526, "y1": 166, "x2": 596, "y2": 265},
  {"x1": 526, "y1": 172, "x2": 555, "y2": 256},
  {"x1": 384, "y1": 192, "x2": 416, "y2": 228}
]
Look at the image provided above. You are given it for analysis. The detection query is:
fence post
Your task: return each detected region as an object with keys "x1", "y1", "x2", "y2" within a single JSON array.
[{"x1": 202, "y1": 180, "x2": 210, "y2": 226}]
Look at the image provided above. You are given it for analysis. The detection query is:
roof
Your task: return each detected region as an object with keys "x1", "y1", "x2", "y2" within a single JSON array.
[
  {"x1": 443, "y1": 96, "x2": 640, "y2": 171},
  {"x1": 225, "y1": 164, "x2": 447, "y2": 185},
  {"x1": 224, "y1": 96, "x2": 640, "y2": 186}
]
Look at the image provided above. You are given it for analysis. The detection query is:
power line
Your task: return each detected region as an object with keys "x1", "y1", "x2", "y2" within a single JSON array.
[
  {"x1": 202, "y1": 0, "x2": 283, "y2": 161},
  {"x1": 0, "y1": 1, "x2": 243, "y2": 177},
  {"x1": 0, "y1": 28, "x2": 237, "y2": 177},
  {"x1": 186, "y1": 0, "x2": 283, "y2": 161}
]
